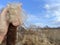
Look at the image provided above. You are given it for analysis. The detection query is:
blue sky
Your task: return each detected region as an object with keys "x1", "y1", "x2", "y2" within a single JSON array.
[{"x1": 0, "y1": 0, "x2": 60, "y2": 27}]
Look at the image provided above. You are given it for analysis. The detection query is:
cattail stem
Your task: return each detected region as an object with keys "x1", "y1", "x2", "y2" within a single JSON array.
[{"x1": 6, "y1": 23, "x2": 17, "y2": 45}]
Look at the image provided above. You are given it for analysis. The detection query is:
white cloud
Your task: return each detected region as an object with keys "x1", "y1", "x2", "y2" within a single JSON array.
[
  {"x1": 44, "y1": 1, "x2": 60, "y2": 23},
  {"x1": 27, "y1": 14, "x2": 40, "y2": 22},
  {"x1": 54, "y1": 11, "x2": 60, "y2": 18},
  {"x1": 45, "y1": 14, "x2": 50, "y2": 18},
  {"x1": 24, "y1": 14, "x2": 44, "y2": 27},
  {"x1": 44, "y1": 4, "x2": 50, "y2": 10},
  {"x1": 34, "y1": 23, "x2": 45, "y2": 27},
  {"x1": 21, "y1": 9, "x2": 44, "y2": 27},
  {"x1": 24, "y1": 0, "x2": 60, "y2": 27}
]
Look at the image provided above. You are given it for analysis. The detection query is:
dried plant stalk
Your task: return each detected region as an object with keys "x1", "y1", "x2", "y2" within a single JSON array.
[{"x1": 0, "y1": 3, "x2": 24, "y2": 45}]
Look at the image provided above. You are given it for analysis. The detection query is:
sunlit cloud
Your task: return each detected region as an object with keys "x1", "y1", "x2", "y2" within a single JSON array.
[{"x1": 44, "y1": 0, "x2": 60, "y2": 24}]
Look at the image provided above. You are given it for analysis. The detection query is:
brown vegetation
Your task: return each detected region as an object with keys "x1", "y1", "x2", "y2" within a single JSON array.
[{"x1": 17, "y1": 27, "x2": 60, "y2": 45}]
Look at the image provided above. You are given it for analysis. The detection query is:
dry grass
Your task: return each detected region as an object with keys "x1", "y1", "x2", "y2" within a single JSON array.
[
  {"x1": 17, "y1": 28, "x2": 59, "y2": 45},
  {"x1": 1, "y1": 27, "x2": 60, "y2": 45}
]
